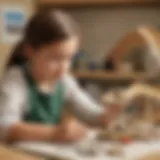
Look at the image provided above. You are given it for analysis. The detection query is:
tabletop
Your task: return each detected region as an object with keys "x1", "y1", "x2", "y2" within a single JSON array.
[
  {"x1": 13, "y1": 140, "x2": 160, "y2": 160},
  {"x1": 0, "y1": 144, "x2": 40, "y2": 160}
]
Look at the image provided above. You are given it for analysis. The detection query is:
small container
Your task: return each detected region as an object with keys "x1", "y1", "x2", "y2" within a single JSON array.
[
  {"x1": 88, "y1": 61, "x2": 99, "y2": 70},
  {"x1": 72, "y1": 50, "x2": 89, "y2": 70}
]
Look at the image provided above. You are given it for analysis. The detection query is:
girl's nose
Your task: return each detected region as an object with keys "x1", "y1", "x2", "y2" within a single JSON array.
[{"x1": 58, "y1": 62, "x2": 69, "y2": 75}]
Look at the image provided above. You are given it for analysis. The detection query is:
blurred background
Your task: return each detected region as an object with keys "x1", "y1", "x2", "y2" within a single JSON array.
[
  {"x1": 0, "y1": 0, "x2": 160, "y2": 160},
  {"x1": 0, "y1": 0, "x2": 160, "y2": 101}
]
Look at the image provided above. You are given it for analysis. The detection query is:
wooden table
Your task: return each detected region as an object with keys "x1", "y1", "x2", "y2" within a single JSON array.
[
  {"x1": 13, "y1": 140, "x2": 160, "y2": 160},
  {"x1": 1, "y1": 143, "x2": 159, "y2": 160},
  {"x1": 0, "y1": 144, "x2": 40, "y2": 160},
  {"x1": 139, "y1": 153, "x2": 160, "y2": 160}
]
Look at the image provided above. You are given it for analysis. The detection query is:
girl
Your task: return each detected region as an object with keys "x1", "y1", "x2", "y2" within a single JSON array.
[{"x1": 0, "y1": 10, "x2": 119, "y2": 142}]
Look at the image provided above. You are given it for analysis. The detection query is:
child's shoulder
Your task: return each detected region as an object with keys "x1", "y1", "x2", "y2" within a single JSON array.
[
  {"x1": 1, "y1": 66, "x2": 26, "y2": 89},
  {"x1": 0, "y1": 66, "x2": 28, "y2": 99},
  {"x1": 4, "y1": 66, "x2": 24, "y2": 80}
]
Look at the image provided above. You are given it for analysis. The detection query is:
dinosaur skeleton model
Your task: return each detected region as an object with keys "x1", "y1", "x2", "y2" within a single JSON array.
[{"x1": 99, "y1": 83, "x2": 160, "y2": 142}]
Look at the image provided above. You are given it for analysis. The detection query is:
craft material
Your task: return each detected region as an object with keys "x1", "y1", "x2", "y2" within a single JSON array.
[
  {"x1": 107, "y1": 144, "x2": 124, "y2": 156},
  {"x1": 76, "y1": 142, "x2": 97, "y2": 157}
]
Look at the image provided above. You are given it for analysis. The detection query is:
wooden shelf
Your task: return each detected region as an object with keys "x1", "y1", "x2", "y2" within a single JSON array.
[
  {"x1": 72, "y1": 71, "x2": 154, "y2": 81},
  {"x1": 39, "y1": 0, "x2": 160, "y2": 8}
]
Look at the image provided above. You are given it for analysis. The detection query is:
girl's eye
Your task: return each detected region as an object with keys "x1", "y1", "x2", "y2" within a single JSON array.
[
  {"x1": 55, "y1": 55, "x2": 73, "y2": 61},
  {"x1": 44, "y1": 51, "x2": 73, "y2": 62},
  {"x1": 46, "y1": 54, "x2": 61, "y2": 61}
]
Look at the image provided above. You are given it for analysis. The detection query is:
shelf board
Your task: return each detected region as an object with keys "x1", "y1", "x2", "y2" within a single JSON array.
[
  {"x1": 39, "y1": 0, "x2": 160, "y2": 8},
  {"x1": 72, "y1": 71, "x2": 153, "y2": 81}
]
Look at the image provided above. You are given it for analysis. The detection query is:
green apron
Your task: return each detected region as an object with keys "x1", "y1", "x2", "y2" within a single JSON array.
[{"x1": 23, "y1": 66, "x2": 65, "y2": 125}]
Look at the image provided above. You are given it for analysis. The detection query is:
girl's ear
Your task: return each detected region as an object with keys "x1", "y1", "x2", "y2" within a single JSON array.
[{"x1": 24, "y1": 44, "x2": 35, "y2": 59}]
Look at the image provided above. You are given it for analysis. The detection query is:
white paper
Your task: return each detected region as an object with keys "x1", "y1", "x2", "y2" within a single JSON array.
[{"x1": 13, "y1": 130, "x2": 160, "y2": 160}]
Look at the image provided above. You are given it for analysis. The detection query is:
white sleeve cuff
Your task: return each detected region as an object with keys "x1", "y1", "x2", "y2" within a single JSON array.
[{"x1": 0, "y1": 116, "x2": 20, "y2": 141}]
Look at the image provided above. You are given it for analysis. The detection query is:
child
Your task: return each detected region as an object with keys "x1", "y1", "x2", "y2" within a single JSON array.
[{"x1": 0, "y1": 10, "x2": 119, "y2": 142}]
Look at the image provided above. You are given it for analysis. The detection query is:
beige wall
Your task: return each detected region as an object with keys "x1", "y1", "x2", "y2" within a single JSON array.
[{"x1": 68, "y1": 7, "x2": 160, "y2": 63}]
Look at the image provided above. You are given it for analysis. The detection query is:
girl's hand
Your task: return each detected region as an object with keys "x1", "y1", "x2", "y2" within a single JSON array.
[
  {"x1": 56, "y1": 119, "x2": 88, "y2": 142},
  {"x1": 101, "y1": 104, "x2": 122, "y2": 126}
]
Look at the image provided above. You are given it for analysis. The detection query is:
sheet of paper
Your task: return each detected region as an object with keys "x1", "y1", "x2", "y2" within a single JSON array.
[{"x1": 13, "y1": 130, "x2": 160, "y2": 160}]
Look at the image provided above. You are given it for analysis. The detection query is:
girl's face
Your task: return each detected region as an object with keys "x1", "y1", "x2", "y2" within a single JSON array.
[{"x1": 27, "y1": 37, "x2": 79, "y2": 82}]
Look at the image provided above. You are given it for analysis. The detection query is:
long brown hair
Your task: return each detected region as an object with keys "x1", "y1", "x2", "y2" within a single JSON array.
[{"x1": 8, "y1": 10, "x2": 79, "y2": 67}]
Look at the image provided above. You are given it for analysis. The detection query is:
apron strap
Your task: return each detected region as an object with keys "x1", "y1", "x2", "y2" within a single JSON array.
[{"x1": 23, "y1": 65, "x2": 65, "y2": 124}]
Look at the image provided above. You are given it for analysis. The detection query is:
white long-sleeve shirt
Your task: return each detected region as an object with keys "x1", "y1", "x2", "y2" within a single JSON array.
[{"x1": 0, "y1": 66, "x2": 104, "y2": 140}]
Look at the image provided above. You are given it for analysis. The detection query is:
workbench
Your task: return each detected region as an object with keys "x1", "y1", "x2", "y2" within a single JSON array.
[
  {"x1": 0, "y1": 144, "x2": 40, "y2": 160},
  {"x1": 12, "y1": 130, "x2": 160, "y2": 160}
]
